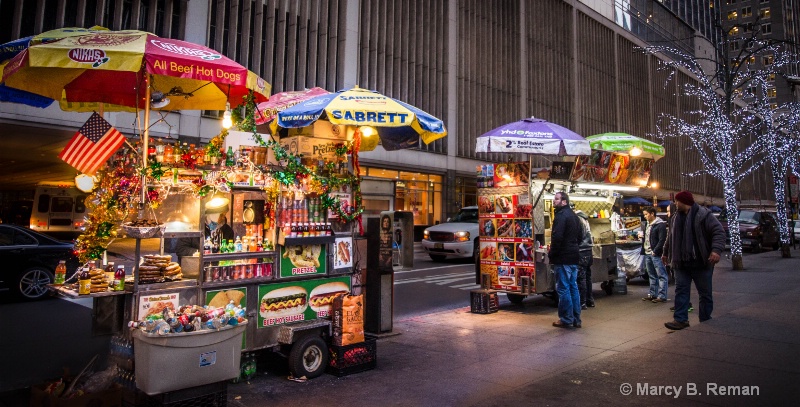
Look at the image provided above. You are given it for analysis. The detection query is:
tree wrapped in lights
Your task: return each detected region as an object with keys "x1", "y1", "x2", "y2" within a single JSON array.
[
  {"x1": 643, "y1": 18, "x2": 794, "y2": 269},
  {"x1": 743, "y1": 74, "x2": 800, "y2": 257}
]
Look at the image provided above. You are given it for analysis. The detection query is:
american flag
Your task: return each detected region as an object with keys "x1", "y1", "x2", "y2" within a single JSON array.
[{"x1": 59, "y1": 112, "x2": 125, "y2": 175}]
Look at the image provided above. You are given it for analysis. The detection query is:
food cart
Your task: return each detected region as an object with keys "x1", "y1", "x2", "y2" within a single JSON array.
[{"x1": 474, "y1": 141, "x2": 662, "y2": 303}]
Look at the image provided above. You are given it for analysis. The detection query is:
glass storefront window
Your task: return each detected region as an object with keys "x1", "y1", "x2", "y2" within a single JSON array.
[{"x1": 359, "y1": 166, "x2": 443, "y2": 226}]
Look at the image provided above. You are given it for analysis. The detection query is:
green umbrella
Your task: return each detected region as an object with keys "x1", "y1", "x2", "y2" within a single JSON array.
[{"x1": 587, "y1": 133, "x2": 665, "y2": 161}]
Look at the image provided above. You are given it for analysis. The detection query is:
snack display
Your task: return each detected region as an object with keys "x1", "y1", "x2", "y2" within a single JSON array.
[
  {"x1": 123, "y1": 219, "x2": 164, "y2": 238},
  {"x1": 89, "y1": 266, "x2": 108, "y2": 293},
  {"x1": 138, "y1": 255, "x2": 182, "y2": 284},
  {"x1": 129, "y1": 302, "x2": 246, "y2": 335}
]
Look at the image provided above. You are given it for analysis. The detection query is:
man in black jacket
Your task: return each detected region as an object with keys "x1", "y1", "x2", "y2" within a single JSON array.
[
  {"x1": 641, "y1": 207, "x2": 668, "y2": 303},
  {"x1": 549, "y1": 192, "x2": 583, "y2": 328},
  {"x1": 662, "y1": 191, "x2": 725, "y2": 330}
]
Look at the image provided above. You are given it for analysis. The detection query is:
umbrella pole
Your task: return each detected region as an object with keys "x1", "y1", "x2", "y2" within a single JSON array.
[
  {"x1": 533, "y1": 176, "x2": 551, "y2": 209},
  {"x1": 141, "y1": 76, "x2": 150, "y2": 210}
]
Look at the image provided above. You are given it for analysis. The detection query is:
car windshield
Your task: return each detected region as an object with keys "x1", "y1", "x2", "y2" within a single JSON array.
[
  {"x1": 738, "y1": 210, "x2": 759, "y2": 224},
  {"x1": 450, "y1": 209, "x2": 478, "y2": 223}
]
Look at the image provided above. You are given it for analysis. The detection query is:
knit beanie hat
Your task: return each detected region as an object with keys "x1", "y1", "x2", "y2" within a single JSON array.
[{"x1": 674, "y1": 191, "x2": 695, "y2": 206}]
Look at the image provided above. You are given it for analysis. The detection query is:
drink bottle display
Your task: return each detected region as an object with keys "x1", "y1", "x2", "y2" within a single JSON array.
[
  {"x1": 77, "y1": 268, "x2": 91, "y2": 295},
  {"x1": 114, "y1": 265, "x2": 125, "y2": 291},
  {"x1": 105, "y1": 262, "x2": 115, "y2": 287},
  {"x1": 226, "y1": 146, "x2": 236, "y2": 167},
  {"x1": 54, "y1": 260, "x2": 66, "y2": 285}
]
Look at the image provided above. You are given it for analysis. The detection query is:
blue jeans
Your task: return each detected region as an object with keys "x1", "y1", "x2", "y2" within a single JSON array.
[
  {"x1": 644, "y1": 254, "x2": 669, "y2": 300},
  {"x1": 673, "y1": 264, "x2": 714, "y2": 323},
  {"x1": 554, "y1": 264, "x2": 581, "y2": 325}
]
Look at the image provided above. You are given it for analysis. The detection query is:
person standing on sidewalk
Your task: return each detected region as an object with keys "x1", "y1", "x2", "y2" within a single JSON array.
[
  {"x1": 641, "y1": 207, "x2": 668, "y2": 303},
  {"x1": 575, "y1": 210, "x2": 595, "y2": 309},
  {"x1": 661, "y1": 191, "x2": 725, "y2": 330},
  {"x1": 549, "y1": 192, "x2": 583, "y2": 328}
]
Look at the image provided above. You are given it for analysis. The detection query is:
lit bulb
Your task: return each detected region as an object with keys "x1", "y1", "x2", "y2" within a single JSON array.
[
  {"x1": 222, "y1": 102, "x2": 232, "y2": 129},
  {"x1": 629, "y1": 146, "x2": 643, "y2": 156},
  {"x1": 359, "y1": 126, "x2": 377, "y2": 138},
  {"x1": 222, "y1": 110, "x2": 232, "y2": 129}
]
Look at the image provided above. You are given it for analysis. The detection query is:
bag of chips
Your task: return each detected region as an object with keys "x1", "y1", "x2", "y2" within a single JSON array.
[{"x1": 332, "y1": 293, "x2": 365, "y2": 346}]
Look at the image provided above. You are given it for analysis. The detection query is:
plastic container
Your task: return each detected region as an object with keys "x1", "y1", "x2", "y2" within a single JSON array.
[
  {"x1": 132, "y1": 322, "x2": 246, "y2": 395},
  {"x1": 613, "y1": 276, "x2": 628, "y2": 295},
  {"x1": 327, "y1": 336, "x2": 377, "y2": 377}
]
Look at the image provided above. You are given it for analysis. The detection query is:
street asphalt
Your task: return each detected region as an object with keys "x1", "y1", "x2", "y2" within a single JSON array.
[{"x1": 3, "y1": 247, "x2": 799, "y2": 406}]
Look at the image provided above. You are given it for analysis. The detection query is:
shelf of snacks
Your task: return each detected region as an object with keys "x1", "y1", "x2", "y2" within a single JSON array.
[
  {"x1": 50, "y1": 284, "x2": 131, "y2": 298},
  {"x1": 203, "y1": 251, "x2": 277, "y2": 262}
]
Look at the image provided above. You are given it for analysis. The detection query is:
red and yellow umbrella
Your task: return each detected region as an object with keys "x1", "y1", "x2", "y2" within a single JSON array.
[{"x1": 2, "y1": 29, "x2": 270, "y2": 111}]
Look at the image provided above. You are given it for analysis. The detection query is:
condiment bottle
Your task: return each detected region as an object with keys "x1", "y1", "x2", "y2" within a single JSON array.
[
  {"x1": 105, "y1": 262, "x2": 115, "y2": 287},
  {"x1": 78, "y1": 267, "x2": 91, "y2": 295},
  {"x1": 115, "y1": 265, "x2": 125, "y2": 291},
  {"x1": 54, "y1": 260, "x2": 66, "y2": 285},
  {"x1": 163, "y1": 143, "x2": 174, "y2": 164}
]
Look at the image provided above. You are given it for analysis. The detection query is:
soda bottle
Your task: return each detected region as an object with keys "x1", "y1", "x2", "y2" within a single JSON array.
[
  {"x1": 163, "y1": 142, "x2": 174, "y2": 164},
  {"x1": 227, "y1": 239, "x2": 236, "y2": 253},
  {"x1": 226, "y1": 146, "x2": 236, "y2": 167},
  {"x1": 54, "y1": 260, "x2": 67, "y2": 285},
  {"x1": 105, "y1": 262, "x2": 115, "y2": 287},
  {"x1": 114, "y1": 265, "x2": 125, "y2": 291},
  {"x1": 212, "y1": 239, "x2": 220, "y2": 254},
  {"x1": 78, "y1": 267, "x2": 91, "y2": 295},
  {"x1": 204, "y1": 238, "x2": 212, "y2": 255},
  {"x1": 235, "y1": 236, "x2": 243, "y2": 252},
  {"x1": 220, "y1": 239, "x2": 228, "y2": 253},
  {"x1": 173, "y1": 141, "x2": 182, "y2": 163}
]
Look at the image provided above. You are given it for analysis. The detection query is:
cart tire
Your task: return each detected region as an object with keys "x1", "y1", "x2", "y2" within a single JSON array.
[
  {"x1": 507, "y1": 293, "x2": 525, "y2": 305},
  {"x1": 288, "y1": 335, "x2": 329, "y2": 379},
  {"x1": 601, "y1": 281, "x2": 613, "y2": 295},
  {"x1": 429, "y1": 254, "x2": 447, "y2": 262}
]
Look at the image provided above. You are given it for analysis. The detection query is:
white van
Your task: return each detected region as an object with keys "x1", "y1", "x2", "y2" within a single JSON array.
[{"x1": 30, "y1": 181, "x2": 88, "y2": 234}]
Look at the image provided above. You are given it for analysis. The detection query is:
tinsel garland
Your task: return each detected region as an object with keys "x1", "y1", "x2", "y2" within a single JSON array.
[{"x1": 73, "y1": 153, "x2": 140, "y2": 265}]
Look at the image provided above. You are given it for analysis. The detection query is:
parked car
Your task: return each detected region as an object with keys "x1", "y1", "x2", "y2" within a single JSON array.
[
  {"x1": 0, "y1": 224, "x2": 79, "y2": 300},
  {"x1": 421, "y1": 206, "x2": 479, "y2": 262},
  {"x1": 737, "y1": 210, "x2": 780, "y2": 252},
  {"x1": 794, "y1": 220, "x2": 800, "y2": 242}
]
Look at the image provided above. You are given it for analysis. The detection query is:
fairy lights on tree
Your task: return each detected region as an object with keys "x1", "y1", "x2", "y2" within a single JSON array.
[
  {"x1": 743, "y1": 74, "x2": 800, "y2": 257},
  {"x1": 643, "y1": 17, "x2": 796, "y2": 269}
]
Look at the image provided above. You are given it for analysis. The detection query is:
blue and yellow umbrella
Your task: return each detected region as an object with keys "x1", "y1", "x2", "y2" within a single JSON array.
[{"x1": 273, "y1": 86, "x2": 447, "y2": 151}]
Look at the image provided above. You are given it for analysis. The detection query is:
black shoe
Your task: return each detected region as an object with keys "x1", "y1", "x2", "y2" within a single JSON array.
[
  {"x1": 642, "y1": 295, "x2": 655, "y2": 301},
  {"x1": 581, "y1": 304, "x2": 588, "y2": 310},
  {"x1": 665, "y1": 320, "x2": 690, "y2": 330},
  {"x1": 586, "y1": 302, "x2": 595, "y2": 308},
  {"x1": 573, "y1": 322, "x2": 582, "y2": 328}
]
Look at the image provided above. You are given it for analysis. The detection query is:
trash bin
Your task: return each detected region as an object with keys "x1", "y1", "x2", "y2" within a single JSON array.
[{"x1": 132, "y1": 322, "x2": 246, "y2": 395}]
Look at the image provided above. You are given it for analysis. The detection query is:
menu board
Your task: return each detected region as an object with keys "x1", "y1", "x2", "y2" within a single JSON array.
[{"x1": 476, "y1": 163, "x2": 535, "y2": 291}]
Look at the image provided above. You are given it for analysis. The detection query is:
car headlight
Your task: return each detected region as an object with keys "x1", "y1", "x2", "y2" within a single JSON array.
[
  {"x1": 423, "y1": 230, "x2": 430, "y2": 240},
  {"x1": 455, "y1": 231, "x2": 470, "y2": 242}
]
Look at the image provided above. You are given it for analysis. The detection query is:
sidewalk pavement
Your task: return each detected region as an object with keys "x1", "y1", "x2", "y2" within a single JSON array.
[
  {"x1": 225, "y1": 249, "x2": 799, "y2": 407},
  {"x1": 3, "y1": 249, "x2": 799, "y2": 406}
]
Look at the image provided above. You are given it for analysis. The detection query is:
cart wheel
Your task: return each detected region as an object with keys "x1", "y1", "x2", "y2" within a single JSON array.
[
  {"x1": 506, "y1": 293, "x2": 525, "y2": 305},
  {"x1": 288, "y1": 335, "x2": 329, "y2": 379},
  {"x1": 602, "y1": 281, "x2": 613, "y2": 295}
]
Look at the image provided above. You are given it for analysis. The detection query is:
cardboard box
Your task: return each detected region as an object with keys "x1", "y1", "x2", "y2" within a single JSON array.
[{"x1": 30, "y1": 385, "x2": 122, "y2": 407}]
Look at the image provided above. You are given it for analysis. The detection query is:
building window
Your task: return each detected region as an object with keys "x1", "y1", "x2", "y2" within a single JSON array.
[
  {"x1": 761, "y1": 23, "x2": 772, "y2": 34},
  {"x1": 770, "y1": 103, "x2": 778, "y2": 110},
  {"x1": 763, "y1": 54, "x2": 774, "y2": 65},
  {"x1": 741, "y1": 7, "x2": 752, "y2": 17},
  {"x1": 726, "y1": 0, "x2": 736, "y2": 4},
  {"x1": 767, "y1": 87, "x2": 777, "y2": 98},
  {"x1": 727, "y1": 11, "x2": 738, "y2": 20},
  {"x1": 760, "y1": 8, "x2": 771, "y2": 19},
  {"x1": 729, "y1": 26, "x2": 740, "y2": 35},
  {"x1": 730, "y1": 41, "x2": 740, "y2": 51},
  {"x1": 747, "y1": 55, "x2": 756, "y2": 64},
  {"x1": 767, "y1": 73, "x2": 776, "y2": 82},
  {"x1": 760, "y1": 0, "x2": 769, "y2": 3}
]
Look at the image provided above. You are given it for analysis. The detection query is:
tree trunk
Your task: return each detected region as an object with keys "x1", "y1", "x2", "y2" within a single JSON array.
[
  {"x1": 770, "y1": 160, "x2": 791, "y2": 258},
  {"x1": 724, "y1": 183, "x2": 744, "y2": 270}
]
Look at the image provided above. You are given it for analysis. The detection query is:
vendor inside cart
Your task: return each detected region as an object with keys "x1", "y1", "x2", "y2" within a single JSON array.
[{"x1": 175, "y1": 205, "x2": 234, "y2": 259}]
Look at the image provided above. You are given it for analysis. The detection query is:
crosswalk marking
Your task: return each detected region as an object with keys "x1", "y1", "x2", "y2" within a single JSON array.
[{"x1": 394, "y1": 271, "x2": 474, "y2": 285}]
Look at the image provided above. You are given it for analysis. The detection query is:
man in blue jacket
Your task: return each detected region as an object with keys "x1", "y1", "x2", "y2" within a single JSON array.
[
  {"x1": 642, "y1": 207, "x2": 668, "y2": 303},
  {"x1": 662, "y1": 191, "x2": 725, "y2": 330},
  {"x1": 549, "y1": 192, "x2": 583, "y2": 328}
]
